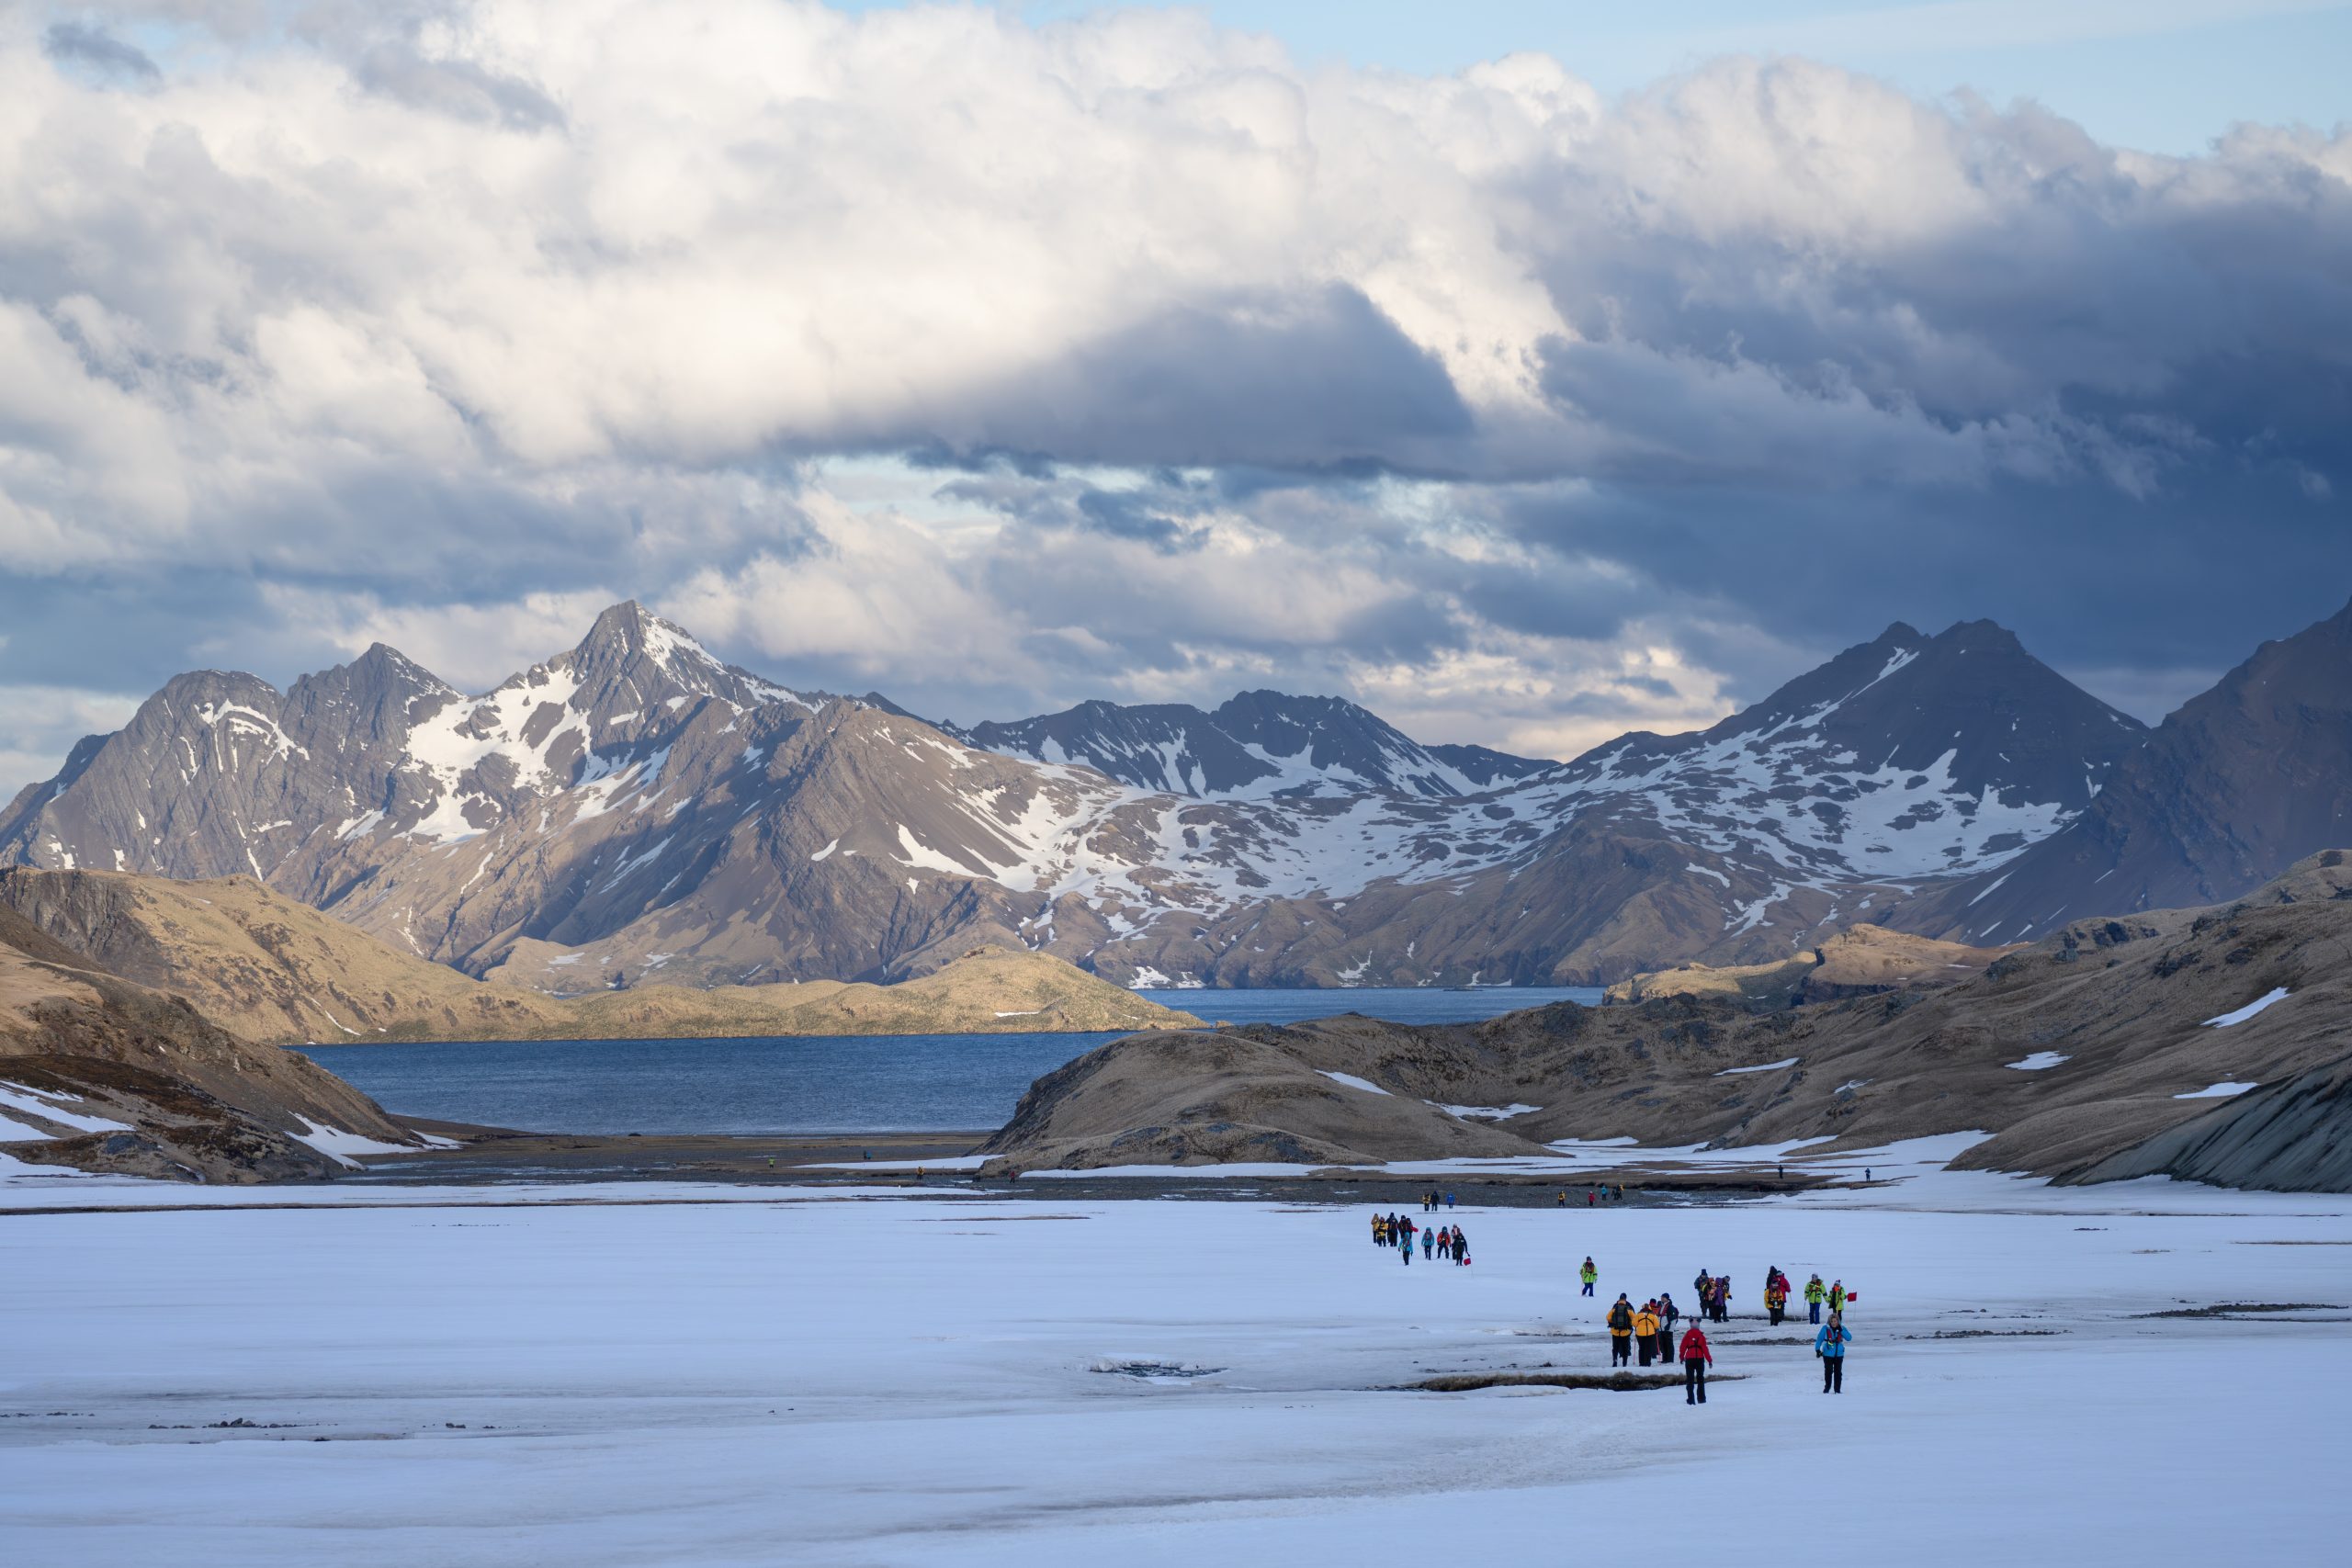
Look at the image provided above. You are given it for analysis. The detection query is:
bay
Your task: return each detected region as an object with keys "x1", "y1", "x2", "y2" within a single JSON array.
[{"x1": 293, "y1": 985, "x2": 1602, "y2": 1136}]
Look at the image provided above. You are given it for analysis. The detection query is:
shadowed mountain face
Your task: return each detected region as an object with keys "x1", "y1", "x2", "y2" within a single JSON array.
[
  {"x1": 1905, "y1": 597, "x2": 2352, "y2": 946},
  {"x1": 0, "y1": 604, "x2": 2151, "y2": 987}
]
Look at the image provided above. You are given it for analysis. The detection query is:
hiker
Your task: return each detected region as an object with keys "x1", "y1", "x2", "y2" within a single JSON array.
[
  {"x1": 1634, "y1": 1301, "x2": 1661, "y2": 1367},
  {"x1": 1679, "y1": 1320, "x2": 1713, "y2": 1404},
  {"x1": 1607, "y1": 1294, "x2": 1635, "y2": 1367},
  {"x1": 1422, "y1": 1225, "x2": 1436, "y2": 1261},
  {"x1": 1804, "y1": 1274, "x2": 1826, "y2": 1324},
  {"x1": 1446, "y1": 1191, "x2": 1456, "y2": 1210},
  {"x1": 1587, "y1": 1189, "x2": 1597, "y2": 1207},
  {"x1": 1692, "y1": 1268, "x2": 1712, "y2": 1307},
  {"x1": 1579, "y1": 1257, "x2": 1598, "y2": 1297},
  {"x1": 1711, "y1": 1276, "x2": 1730, "y2": 1323},
  {"x1": 1765, "y1": 1276, "x2": 1788, "y2": 1326},
  {"x1": 1828, "y1": 1279, "x2": 1847, "y2": 1314},
  {"x1": 1556, "y1": 1190, "x2": 1567, "y2": 1208},
  {"x1": 1816, "y1": 1312, "x2": 1853, "y2": 1393},
  {"x1": 1865, "y1": 1167, "x2": 1872, "y2": 1182},
  {"x1": 1398, "y1": 1215, "x2": 1417, "y2": 1263},
  {"x1": 1655, "y1": 1293, "x2": 1679, "y2": 1362}
]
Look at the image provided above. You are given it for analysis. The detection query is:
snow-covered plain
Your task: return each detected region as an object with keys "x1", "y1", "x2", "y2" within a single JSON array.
[{"x1": 3, "y1": 1162, "x2": 2346, "y2": 1566}]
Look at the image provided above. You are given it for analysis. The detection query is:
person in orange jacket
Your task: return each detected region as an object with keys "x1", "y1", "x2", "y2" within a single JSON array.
[
  {"x1": 1765, "y1": 1277, "x2": 1789, "y2": 1326},
  {"x1": 1607, "y1": 1294, "x2": 1635, "y2": 1367},
  {"x1": 1633, "y1": 1301, "x2": 1662, "y2": 1367},
  {"x1": 1679, "y1": 1322, "x2": 1713, "y2": 1404}
]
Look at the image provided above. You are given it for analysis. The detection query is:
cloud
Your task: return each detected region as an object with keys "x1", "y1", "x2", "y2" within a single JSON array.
[
  {"x1": 40, "y1": 19, "x2": 157, "y2": 83},
  {"x1": 0, "y1": 2, "x2": 2346, "y2": 802}
]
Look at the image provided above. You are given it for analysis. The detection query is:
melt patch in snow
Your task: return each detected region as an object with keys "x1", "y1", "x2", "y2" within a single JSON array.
[
  {"x1": 2007, "y1": 1052, "x2": 2070, "y2": 1071},
  {"x1": 1435, "y1": 1102, "x2": 1542, "y2": 1121},
  {"x1": 1317, "y1": 1071, "x2": 1390, "y2": 1097},
  {"x1": 2204, "y1": 988, "x2": 2290, "y2": 1028},
  {"x1": 2176, "y1": 1082, "x2": 2259, "y2": 1100},
  {"x1": 1715, "y1": 1057, "x2": 1799, "y2": 1077}
]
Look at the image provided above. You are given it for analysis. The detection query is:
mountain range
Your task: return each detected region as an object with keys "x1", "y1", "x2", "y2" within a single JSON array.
[{"x1": 4, "y1": 596, "x2": 2348, "y2": 990}]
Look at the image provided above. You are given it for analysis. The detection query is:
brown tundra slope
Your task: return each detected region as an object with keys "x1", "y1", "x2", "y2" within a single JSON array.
[
  {"x1": 1603, "y1": 923, "x2": 2015, "y2": 1009},
  {"x1": 0, "y1": 867, "x2": 1200, "y2": 1044},
  {"x1": 980, "y1": 852, "x2": 2352, "y2": 1189},
  {"x1": 0, "y1": 905, "x2": 423, "y2": 1182}
]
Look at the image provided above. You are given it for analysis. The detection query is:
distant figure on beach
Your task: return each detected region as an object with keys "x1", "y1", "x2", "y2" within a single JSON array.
[
  {"x1": 1580, "y1": 1257, "x2": 1598, "y2": 1296},
  {"x1": 1608, "y1": 1294, "x2": 1635, "y2": 1366},
  {"x1": 1679, "y1": 1322, "x2": 1713, "y2": 1404},
  {"x1": 1816, "y1": 1312, "x2": 1853, "y2": 1393}
]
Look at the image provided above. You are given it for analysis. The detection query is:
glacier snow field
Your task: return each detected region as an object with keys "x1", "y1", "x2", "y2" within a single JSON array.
[{"x1": 2, "y1": 1168, "x2": 2346, "y2": 1565}]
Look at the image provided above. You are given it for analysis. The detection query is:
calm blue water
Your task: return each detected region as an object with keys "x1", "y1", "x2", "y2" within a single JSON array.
[
  {"x1": 294, "y1": 986, "x2": 1600, "y2": 1136},
  {"x1": 1141, "y1": 985, "x2": 1598, "y2": 1028}
]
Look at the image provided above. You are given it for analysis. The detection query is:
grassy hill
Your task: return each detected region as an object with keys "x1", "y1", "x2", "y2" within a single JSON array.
[{"x1": 0, "y1": 868, "x2": 1202, "y2": 1045}]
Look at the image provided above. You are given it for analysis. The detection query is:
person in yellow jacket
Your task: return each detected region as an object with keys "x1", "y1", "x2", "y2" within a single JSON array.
[
  {"x1": 1579, "y1": 1258, "x2": 1599, "y2": 1297},
  {"x1": 1606, "y1": 1294, "x2": 1635, "y2": 1367},
  {"x1": 1765, "y1": 1279, "x2": 1789, "y2": 1326},
  {"x1": 1804, "y1": 1274, "x2": 1827, "y2": 1325},
  {"x1": 1633, "y1": 1302, "x2": 1662, "y2": 1367}
]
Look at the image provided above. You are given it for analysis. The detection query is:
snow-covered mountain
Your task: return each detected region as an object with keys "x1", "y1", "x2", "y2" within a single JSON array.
[
  {"x1": 955, "y1": 694, "x2": 1550, "y2": 799},
  {"x1": 1902, "y1": 596, "x2": 2352, "y2": 946},
  {"x1": 0, "y1": 606, "x2": 2147, "y2": 987}
]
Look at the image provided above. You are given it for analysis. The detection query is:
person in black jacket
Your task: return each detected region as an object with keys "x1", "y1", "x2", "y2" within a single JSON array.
[{"x1": 1607, "y1": 1294, "x2": 1635, "y2": 1367}]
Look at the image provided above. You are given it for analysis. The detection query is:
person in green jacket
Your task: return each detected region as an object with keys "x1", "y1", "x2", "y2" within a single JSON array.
[
  {"x1": 1828, "y1": 1280, "x2": 1848, "y2": 1314},
  {"x1": 1579, "y1": 1258, "x2": 1598, "y2": 1297},
  {"x1": 1804, "y1": 1274, "x2": 1827, "y2": 1325}
]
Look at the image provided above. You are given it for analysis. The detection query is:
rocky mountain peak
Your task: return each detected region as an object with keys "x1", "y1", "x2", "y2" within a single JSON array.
[{"x1": 1913, "y1": 594, "x2": 2352, "y2": 943}]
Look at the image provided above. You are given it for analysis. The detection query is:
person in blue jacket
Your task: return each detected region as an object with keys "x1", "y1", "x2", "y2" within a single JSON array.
[{"x1": 1815, "y1": 1312, "x2": 1853, "y2": 1393}]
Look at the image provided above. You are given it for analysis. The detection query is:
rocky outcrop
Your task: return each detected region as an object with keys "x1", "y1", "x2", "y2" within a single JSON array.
[
  {"x1": 979, "y1": 853, "x2": 2352, "y2": 1188},
  {"x1": 0, "y1": 868, "x2": 1201, "y2": 1044},
  {"x1": 2076, "y1": 1055, "x2": 2352, "y2": 1192}
]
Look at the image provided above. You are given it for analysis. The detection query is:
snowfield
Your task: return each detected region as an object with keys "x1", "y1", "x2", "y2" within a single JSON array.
[{"x1": 2, "y1": 1160, "x2": 2346, "y2": 1565}]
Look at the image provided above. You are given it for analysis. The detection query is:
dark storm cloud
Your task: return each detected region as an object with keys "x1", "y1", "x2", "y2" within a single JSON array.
[
  {"x1": 967, "y1": 285, "x2": 1475, "y2": 471},
  {"x1": 41, "y1": 20, "x2": 159, "y2": 83}
]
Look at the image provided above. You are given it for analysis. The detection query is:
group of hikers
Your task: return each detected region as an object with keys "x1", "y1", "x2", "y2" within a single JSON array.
[
  {"x1": 1371, "y1": 1211, "x2": 1471, "y2": 1266},
  {"x1": 1415, "y1": 1191, "x2": 1457, "y2": 1212},
  {"x1": 1555, "y1": 1186, "x2": 1625, "y2": 1206},
  {"x1": 1589, "y1": 1259, "x2": 1857, "y2": 1403}
]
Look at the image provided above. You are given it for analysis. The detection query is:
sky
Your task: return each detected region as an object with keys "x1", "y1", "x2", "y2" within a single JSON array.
[{"x1": 0, "y1": 0, "x2": 2347, "y2": 800}]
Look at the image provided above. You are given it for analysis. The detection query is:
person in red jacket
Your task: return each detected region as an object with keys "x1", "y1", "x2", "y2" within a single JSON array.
[{"x1": 1679, "y1": 1322, "x2": 1713, "y2": 1405}]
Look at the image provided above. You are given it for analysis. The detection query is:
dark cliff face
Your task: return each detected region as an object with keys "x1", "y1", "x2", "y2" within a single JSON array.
[{"x1": 1915, "y1": 598, "x2": 2352, "y2": 944}]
